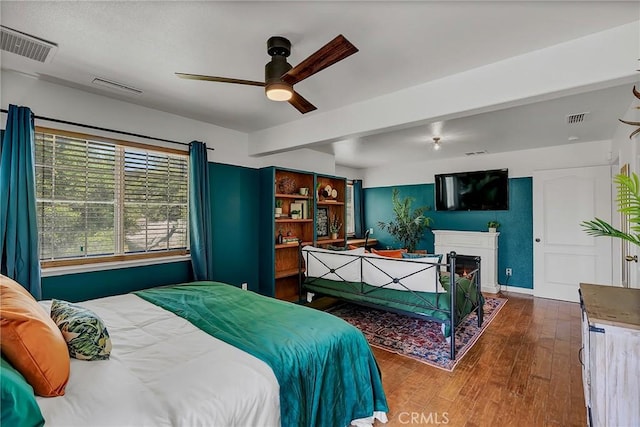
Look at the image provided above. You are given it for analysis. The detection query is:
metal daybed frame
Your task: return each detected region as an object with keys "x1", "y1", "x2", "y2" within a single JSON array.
[{"x1": 300, "y1": 248, "x2": 483, "y2": 360}]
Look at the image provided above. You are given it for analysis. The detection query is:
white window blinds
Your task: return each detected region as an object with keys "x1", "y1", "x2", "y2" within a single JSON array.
[{"x1": 34, "y1": 129, "x2": 189, "y2": 264}]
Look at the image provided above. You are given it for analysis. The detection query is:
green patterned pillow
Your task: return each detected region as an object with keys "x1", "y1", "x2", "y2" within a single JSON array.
[{"x1": 50, "y1": 300, "x2": 112, "y2": 361}]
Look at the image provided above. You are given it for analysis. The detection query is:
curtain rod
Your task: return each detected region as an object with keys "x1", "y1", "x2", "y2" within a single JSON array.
[{"x1": 0, "y1": 108, "x2": 214, "y2": 151}]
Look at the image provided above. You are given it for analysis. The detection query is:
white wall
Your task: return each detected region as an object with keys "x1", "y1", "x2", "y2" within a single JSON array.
[
  {"x1": 1, "y1": 70, "x2": 340, "y2": 171},
  {"x1": 363, "y1": 139, "x2": 612, "y2": 188},
  {"x1": 335, "y1": 165, "x2": 364, "y2": 181},
  {"x1": 258, "y1": 148, "x2": 336, "y2": 176},
  {"x1": 249, "y1": 21, "x2": 639, "y2": 156},
  {"x1": 610, "y1": 94, "x2": 640, "y2": 287},
  {"x1": 1, "y1": 70, "x2": 257, "y2": 165}
]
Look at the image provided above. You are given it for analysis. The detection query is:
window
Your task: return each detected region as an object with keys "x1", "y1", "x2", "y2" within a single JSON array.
[
  {"x1": 345, "y1": 181, "x2": 355, "y2": 236},
  {"x1": 34, "y1": 127, "x2": 189, "y2": 267}
]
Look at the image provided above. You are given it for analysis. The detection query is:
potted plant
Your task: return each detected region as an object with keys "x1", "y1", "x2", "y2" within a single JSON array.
[
  {"x1": 581, "y1": 172, "x2": 640, "y2": 247},
  {"x1": 377, "y1": 188, "x2": 432, "y2": 253},
  {"x1": 275, "y1": 199, "x2": 283, "y2": 218},
  {"x1": 329, "y1": 214, "x2": 342, "y2": 240},
  {"x1": 487, "y1": 221, "x2": 500, "y2": 232},
  {"x1": 291, "y1": 209, "x2": 301, "y2": 220}
]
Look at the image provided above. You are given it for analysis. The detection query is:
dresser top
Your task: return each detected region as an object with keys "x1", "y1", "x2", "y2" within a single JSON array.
[{"x1": 580, "y1": 283, "x2": 640, "y2": 330}]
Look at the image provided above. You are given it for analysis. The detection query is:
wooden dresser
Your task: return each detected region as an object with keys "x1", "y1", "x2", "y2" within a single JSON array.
[{"x1": 579, "y1": 283, "x2": 640, "y2": 427}]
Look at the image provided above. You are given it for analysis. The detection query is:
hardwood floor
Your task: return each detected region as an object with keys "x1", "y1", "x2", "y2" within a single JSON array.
[{"x1": 371, "y1": 291, "x2": 586, "y2": 426}]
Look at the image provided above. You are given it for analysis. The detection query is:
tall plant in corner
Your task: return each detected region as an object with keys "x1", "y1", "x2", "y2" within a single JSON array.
[
  {"x1": 377, "y1": 188, "x2": 432, "y2": 253},
  {"x1": 581, "y1": 173, "x2": 640, "y2": 247}
]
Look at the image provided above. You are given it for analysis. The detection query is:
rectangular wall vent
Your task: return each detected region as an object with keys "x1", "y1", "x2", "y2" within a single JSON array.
[
  {"x1": 1, "y1": 25, "x2": 57, "y2": 63},
  {"x1": 566, "y1": 112, "x2": 589, "y2": 124},
  {"x1": 465, "y1": 150, "x2": 488, "y2": 156}
]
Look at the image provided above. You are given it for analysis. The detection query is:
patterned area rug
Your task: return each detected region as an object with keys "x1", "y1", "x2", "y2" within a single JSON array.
[{"x1": 326, "y1": 297, "x2": 507, "y2": 371}]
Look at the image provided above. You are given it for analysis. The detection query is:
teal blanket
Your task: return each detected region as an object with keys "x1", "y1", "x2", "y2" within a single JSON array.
[{"x1": 135, "y1": 282, "x2": 388, "y2": 427}]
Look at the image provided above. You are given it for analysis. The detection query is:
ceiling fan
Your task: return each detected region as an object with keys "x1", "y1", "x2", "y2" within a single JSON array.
[{"x1": 176, "y1": 34, "x2": 358, "y2": 114}]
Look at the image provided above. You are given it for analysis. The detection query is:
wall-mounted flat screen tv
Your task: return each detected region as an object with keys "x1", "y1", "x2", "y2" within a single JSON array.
[{"x1": 435, "y1": 168, "x2": 509, "y2": 211}]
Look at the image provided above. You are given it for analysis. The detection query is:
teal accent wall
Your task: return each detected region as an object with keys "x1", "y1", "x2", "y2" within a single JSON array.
[
  {"x1": 258, "y1": 167, "x2": 276, "y2": 296},
  {"x1": 364, "y1": 178, "x2": 533, "y2": 289},
  {"x1": 41, "y1": 261, "x2": 192, "y2": 302},
  {"x1": 209, "y1": 162, "x2": 260, "y2": 291}
]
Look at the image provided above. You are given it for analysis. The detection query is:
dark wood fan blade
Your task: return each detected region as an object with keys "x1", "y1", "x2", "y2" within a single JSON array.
[
  {"x1": 175, "y1": 73, "x2": 265, "y2": 87},
  {"x1": 288, "y1": 90, "x2": 317, "y2": 114},
  {"x1": 281, "y1": 35, "x2": 358, "y2": 85}
]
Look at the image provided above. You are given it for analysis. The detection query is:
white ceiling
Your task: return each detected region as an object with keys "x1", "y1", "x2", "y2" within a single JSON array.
[{"x1": 1, "y1": 1, "x2": 639, "y2": 169}]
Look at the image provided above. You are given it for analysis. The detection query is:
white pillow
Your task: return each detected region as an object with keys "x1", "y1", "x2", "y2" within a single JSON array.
[
  {"x1": 302, "y1": 246, "x2": 363, "y2": 282},
  {"x1": 361, "y1": 252, "x2": 445, "y2": 293}
]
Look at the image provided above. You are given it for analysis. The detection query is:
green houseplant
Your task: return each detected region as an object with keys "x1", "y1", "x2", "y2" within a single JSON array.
[
  {"x1": 377, "y1": 188, "x2": 432, "y2": 253},
  {"x1": 581, "y1": 173, "x2": 640, "y2": 247},
  {"x1": 487, "y1": 221, "x2": 500, "y2": 232}
]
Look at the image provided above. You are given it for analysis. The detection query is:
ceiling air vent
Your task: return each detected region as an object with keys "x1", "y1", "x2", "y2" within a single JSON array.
[
  {"x1": 566, "y1": 112, "x2": 589, "y2": 124},
  {"x1": 0, "y1": 25, "x2": 57, "y2": 63},
  {"x1": 465, "y1": 150, "x2": 488, "y2": 156}
]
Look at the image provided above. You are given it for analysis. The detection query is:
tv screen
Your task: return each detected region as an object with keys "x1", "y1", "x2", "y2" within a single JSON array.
[{"x1": 435, "y1": 169, "x2": 509, "y2": 211}]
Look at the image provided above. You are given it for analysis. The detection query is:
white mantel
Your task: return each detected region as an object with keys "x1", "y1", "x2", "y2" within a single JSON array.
[{"x1": 433, "y1": 230, "x2": 500, "y2": 294}]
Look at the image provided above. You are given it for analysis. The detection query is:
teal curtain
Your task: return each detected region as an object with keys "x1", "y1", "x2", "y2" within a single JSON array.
[
  {"x1": 353, "y1": 179, "x2": 365, "y2": 238},
  {"x1": 0, "y1": 105, "x2": 41, "y2": 299},
  {"x1": 188, "y1": 141, "x2": 213, "y2": 280}
]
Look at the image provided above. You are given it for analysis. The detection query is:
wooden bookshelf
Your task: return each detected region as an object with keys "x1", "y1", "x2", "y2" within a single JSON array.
[{"x1": 259, "y1": 167, "x2": 347, "y2": 302}]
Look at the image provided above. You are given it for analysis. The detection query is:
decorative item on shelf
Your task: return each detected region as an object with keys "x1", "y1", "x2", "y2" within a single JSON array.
[
  {"x1": 290, "y1": 202, "x2": 302, "y2": 219},
  {"x1": 317, "y1": 207, "x2": 329, "y2": 237},
  {"x1": 300, "y1": 200, "x2": 309, "y2": 219},
  {"x1": 317, "y1": 183, "x2": 328, "y2": 201},
  {"x1": 282, "y1": 230, "x2": 299, "y2": 244},
  {"x1": 275, "y1": 199, "x2": 283, "y2": 218},
  {"x1": 299, "y1": 187, "x2": 309, "y2": 196},
  {"x1": 276, "y1": 229, "x2": 283, "y2": 244},
  {"x1": 277, "y1": 176, "x2": 296, "y2": 194},
  {"x1": 317, "y1": 183, "x2": 338, "y2": 201},
  {"x1": 330, "y1": 214, "x2": 342, "y2": 240},
  {"x1": 487, "y1": 221, "x2": 500, "y2": 233}
]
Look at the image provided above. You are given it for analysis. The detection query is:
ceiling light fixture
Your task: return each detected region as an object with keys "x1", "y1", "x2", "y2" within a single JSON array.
[
  {"x1": 265, "y1": 82, "x2": 293, "y2": 101},
  {"x1": 433, "y1": 137, "x2": 441, "y2": 151}
]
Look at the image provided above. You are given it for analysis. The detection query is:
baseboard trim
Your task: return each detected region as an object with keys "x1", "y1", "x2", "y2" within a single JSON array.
[{"x1": 498, "y1": 284, "x2": 534, "y2": 295}]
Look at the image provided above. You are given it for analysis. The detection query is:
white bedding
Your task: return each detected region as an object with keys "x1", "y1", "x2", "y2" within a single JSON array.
[{"x1": 37, "y1": 294, "x2": 280, "y2": 427}]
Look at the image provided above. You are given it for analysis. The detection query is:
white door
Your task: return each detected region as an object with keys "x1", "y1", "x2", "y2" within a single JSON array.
[{"x1": 533, "y1": 166, "x2": 612, "y2": 302}]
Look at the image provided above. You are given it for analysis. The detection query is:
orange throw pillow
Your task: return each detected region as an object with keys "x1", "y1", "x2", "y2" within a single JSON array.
[
  {"x1": 371, "y1": 248, "x2": 407, "y2": 258},
  {"x1": 0, "y1": 275, "x2": 70, "y2": 396}
]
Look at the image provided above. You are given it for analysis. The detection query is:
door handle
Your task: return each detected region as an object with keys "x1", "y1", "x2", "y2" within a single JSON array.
[
  {"x1": 578, "y1": 347, "x2": 584, "y2": 367},
  {"x1": 535, "y1": 238, "x2": 541, "y2": 242},
  {"x1": 625, "y1": 255, "x2": 638, "y2": 263}
]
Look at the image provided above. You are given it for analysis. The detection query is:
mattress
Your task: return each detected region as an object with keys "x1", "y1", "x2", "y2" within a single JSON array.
[{"x1": 37, "y1": 294, "x2": 280, "y2": 426}]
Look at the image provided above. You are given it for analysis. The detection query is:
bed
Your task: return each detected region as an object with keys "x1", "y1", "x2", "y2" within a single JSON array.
[
  {"x1": 300, "y1": 246, "x2": 484, "y2": 360},
  {"x1": 1, "y1": 277, "x2": 388, "y2": 427}
]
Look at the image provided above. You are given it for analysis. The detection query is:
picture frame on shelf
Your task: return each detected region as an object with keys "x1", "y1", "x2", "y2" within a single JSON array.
[{"x1": 317, "y1": 207, "x2": 329, "y2": 237}]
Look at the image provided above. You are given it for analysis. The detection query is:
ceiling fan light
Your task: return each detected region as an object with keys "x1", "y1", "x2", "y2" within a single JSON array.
[
  {"x1": 266, "y1": 82, "x2": 293, "y2": 101},
  {"x1": 432, "y1": 136, "x2": 441, "y2": 151}
]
